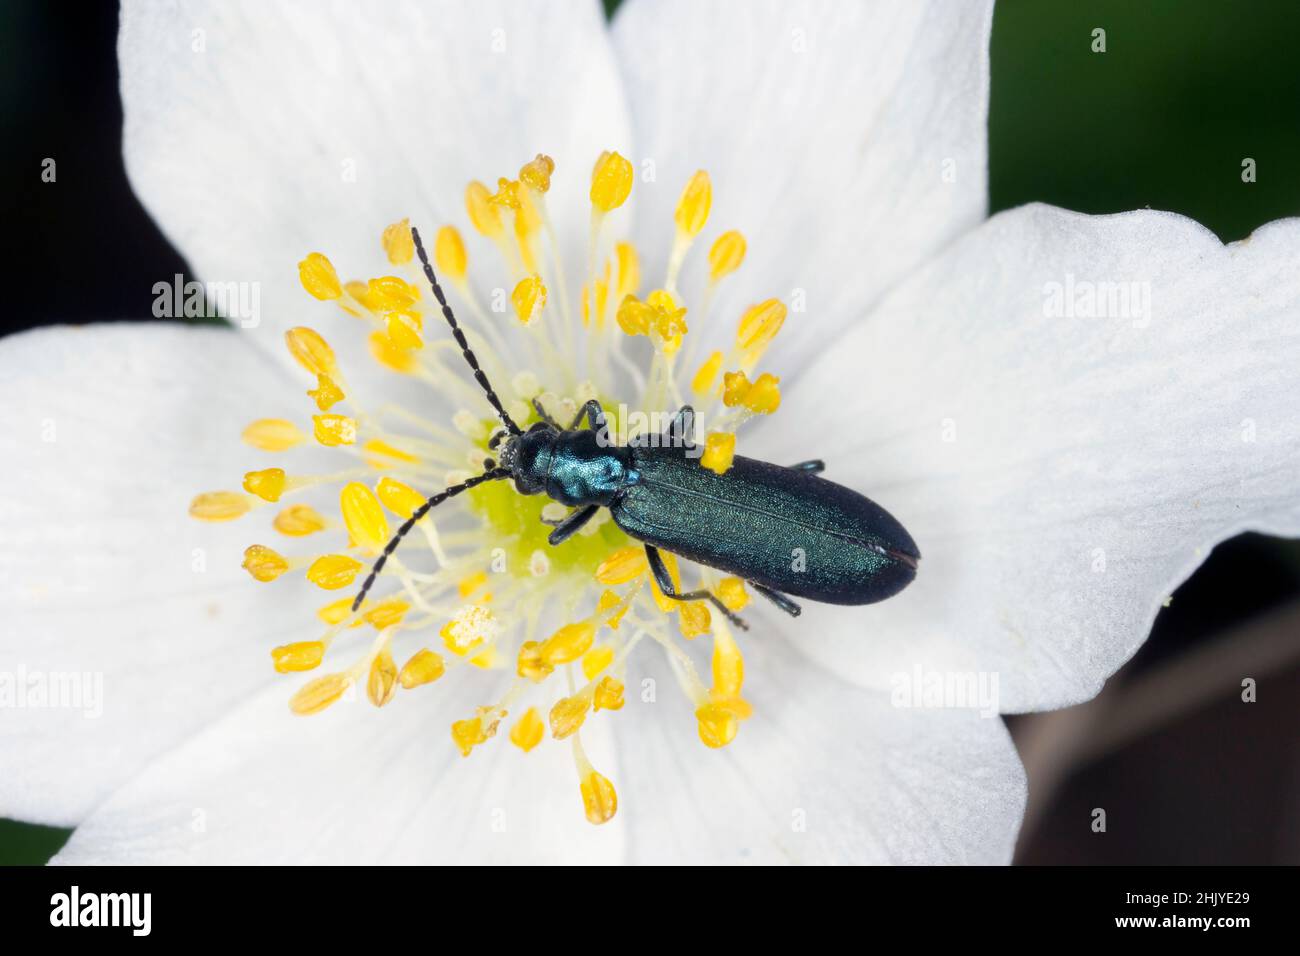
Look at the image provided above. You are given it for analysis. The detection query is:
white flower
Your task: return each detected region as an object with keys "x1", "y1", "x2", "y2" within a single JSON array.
[{"x1": 1, "y1": 0, "x2": 1297, "y2": 865}]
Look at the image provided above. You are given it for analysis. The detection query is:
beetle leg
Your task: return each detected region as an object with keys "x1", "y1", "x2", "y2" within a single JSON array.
[
  {"x1": 546, "y1": 505, "x2": 599, "y2": 545},
  {"x1": 662, "y1": 405, "x2": 696, "y2": 449},
  {"x1": 749, "y1": 582, "x2": 802, "y2": 617},
  {"x1": 789, "y1": 459, "x2": 825, "y2": 474},
  {"x1": 643, "y1": 545, "x2": 749, "y2": 631},
  {"x1": 570, "y1": 398, "x2": 608, "y2": 432},
  {"x1": 531, "y1": 397, "x2": 560, "y2": 427}
]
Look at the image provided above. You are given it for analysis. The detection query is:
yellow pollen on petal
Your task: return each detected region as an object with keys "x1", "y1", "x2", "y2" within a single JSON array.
[
  {"x1": 590, "y1": 150, "x2": 633, "y2": 212},
  {"x1": 582, "y1": 644, "x2": 614, "y2": 680},
  {"x1": 717, "y1": 577, "x2": 750, "y2": 611},
  {"x1": 242, "y1": 544, "x2": 290, "y2": 582},
  {"x1": 306, "y1": 554, "x2": 363, "y2": 590},
  {"x1": 594, "y1": 545, "x2": 648, "y2": 585},
  {"x1": 285, "y1": 326, "x2": 338, "y2": 378},
  {"x1": 298, "y1": 252, "x2": 342, "y2": 300},
  {"x1": 674, "y1": 170, "x2": 712, "y2": 238},
  {"x1": 511, "y1": 275, "x2": 547, "y2": 325},
  {"x1": 312, "y1": 414, "x2": 357, "y2": 447},
  {"x1": 271, "y1": 641, "x2": 325, "y2": 673},
  {"x1": 679, "y1": 601, "x2": 711, "y2": 639},
  {"x1": 398, "y1": 648, "x2": 445, "y2": 689},
  {"x1": 540, "y1": 620, "x2": 597, "y2": 666},
  {"x1": 692, "y1": 351, "x2": 723, "y2": 395},
  {"x1": 242, "y1": 467, "x2": 287, "y2": 502},
  {"x1": 339, "y1": 482, "x2": 389, "y2": 553},
  {"x1": 736, "y1": 298, "x2": 787, "y2": 353},
  {"x1": 708, "y1": 230, "x2": 747, "y2": 282},
  {"x1": 549, "y1": 694, "x2": 590, "y2": 739},
  {"x1": 368, "y1": 329, "x2": 419, "y2": 374},
  {"x1": 363, "y1": 597, "x2": 410, "y2": 630},
  {"x1": 290, "y1": 673, "x2": 352, "y2": 715},
  {"x1": 273, "y1": 503, "x2": 328, "y2": 536},
  {"x1": 701, "y1": 432, "x2": 736, "y2": 475},
  {"x1": 593, "y1": 676, "x2": 625, "y2": 712},
  {"x1": 434, "y1": 225, "x2": 468, "y2": 282},
  {"x1": 308, "y1": 374, "x2": 345, "y2": 411},
  {"x1": 579, "y1": 769, "x2": 618, "y2": 825},
  {"x1": 241, "y1": 418, "x2": 305, "y2": 452},
  {"x1": 466, "y1": 180, "x2": 503, "y2": 237},
  {"x1": 189, "y1": 491, "x2": 251, "y2": 522},
  {"x1": 382, "y1": 218, "x2": 415, "y2": 265},
  {"x1": 376, "y1": 476, "x2": 427, "y2": 518},
  {"x1": 510, "y1": 707, "x2": 545, "y2": 752},
  {"x1": 519, "y1": 154, "x2": 555, "y2": 193},
  {"x1": 367, "y1": 646, "x2": 399, "y2": 707}
]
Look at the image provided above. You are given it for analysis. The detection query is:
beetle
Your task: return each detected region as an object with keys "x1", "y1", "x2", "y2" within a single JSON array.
[{"x1": 350, "y1": 226, "x2": 919, "y2": 629}]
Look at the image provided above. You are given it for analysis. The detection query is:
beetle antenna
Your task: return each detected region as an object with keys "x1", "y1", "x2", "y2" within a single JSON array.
[
  {"x1": 351, "y1": 468, "x2": 511, "y2": 613},
  {"x1": 411, "y1": 226, "x2": 522, "y2": 436}
]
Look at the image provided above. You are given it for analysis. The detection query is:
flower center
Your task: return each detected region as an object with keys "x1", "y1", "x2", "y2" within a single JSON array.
[{"x1": 190, "y1": 150, "x2": 791, "y2": 825}]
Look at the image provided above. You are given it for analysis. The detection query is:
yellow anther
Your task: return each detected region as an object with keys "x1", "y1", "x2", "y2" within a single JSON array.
[
  {"x1": 712, "y1": 630, "x2": 745, "y2": 701},
  {"x1": 242, "y1": 544, "x2": 289, "y2": 582},
  {"x1": 466, "y1": 180, "x2": 503, "y2": 237},
  {"x1": 345, "y1": 279, "x2": 371, "y2": 309},
  {"x1": 708, "y1": 230, "x2": 747, "y2": 282},
  {"x1": 736, "y1": 298, "x2": 787, "y2": 353},
  {"x1": 451, "y1": 716, "x2": 484, "y2": 757},
  {"x1": 582, "y1": 271, "x2": 609, "y2": 328},
  {"x1": 645, "y1": 289, "x2": 688, "y2": 351},
  {"x1": 376, "y1": 477, "x2": 426, "y2": 519},
  {"x1": 241, "y1": 418, "x2": 305, "y2": 452},
  {"x1": 285, "y1": 327, "x2": 337, "y2": 378},
  {"x1": 363, "y1": 597, "x2": 409, "y2": 630},
  {"x1": 593, "y1": 676, "x2": 625, "y2": 712},
  {"x1": 541, "y1": 620, "x2": 597, "y2": 666},
  {"x1": 679, "y1": 601, "x2": 711, "y2": 639},
  {"x1": 367, "y1": 646, "x2": 398, "y2": 707},
  {"x1": 385, "y1": 311, "x2": 423, "y2": 351},
  {"x1": 519, "y1": 154, "x2": 555, "y2": 193},
  {"x1": 398, "y1": 648, "x2": 445, "y2": 689},
  {"x1": 615, "y1": 295, "x2": 652, "y2": 337},
  {"x1": 440, "y1": 605, "x2": 499, "y2": 656},
  {"x1": 312, "y1": 414, "x2": 357, "y2": 447},
  {"x1": 582, "y1": 644, "x2": 614, "y2": 681},
  {"x1": 489, "y1": 177, "x2": 523, "y2": 209},
  {"x1": 695, "y1": 703, "x2": 739, "y2": 748},
  {"x1": 434, "y1": 225, "x2": 468, "y2": 282},
  {"x1": 722, "y1": 370, "x2": 752, "y2": 407},
  {"x1": 381, "y1": 218, "x2": 415, "y2": 265},
  {"x1": 306, "y1": 554, "x2": 363, "y2": 590},
  {"x1": 188, "y1": 491, "x2": 251, "y2": 522},
  {"x1": 744, "y1": 373, "x2": 781, "y2": 414},
  {"x1": 368, "y1": 329, "x2": 418, "y2": 374},
  {"x1": 242, "y1": 467, "x2": 287, "y2": 502},
  {"x1": 674, "y1": 170, "x2": 712, "y2": 238},
  {"x1": 590, "y1": 150, "x2": 633, "y2": 212},
  {"x1": 595, "y1": 545, "x2": 648, "y2": 585},
  {"x1": 273, "y1": 504, "x2": 327, "y2": 537},
  {"x1": 367, "y1": 275, "x2": 419, "y2": 312},
  {"x1": 579, "y1": 770, "x2": 618, "y2": 825},
  {"x1": 717, "y1": 577, "x2": 750, "y2": 611},
  {"x1": 511, "y1": 275, "x2": 547, "y2": 325},
  {"x1": 549, "y1": 694, "x2": 590, "y2": 739},
  {"x1": 317, "y1": 596, "x2": 365, "y2": 628},
  {"x1": 362, "y1": 440, "x2": 421, "y2": 469},
  {"x1": 692, "y1": 351, "x2": 723, "y2": 395},
  {"x1": 458, "y1": 571, "x2": 490, "y2": 600},
  {"x1": 614, "y1": 244, "x2": 640, "y2": 305},
  {"x1": 701, "y1": 432, "x2": 736, "y2": 475},
  {"x1": 289, "y1": 673, "x2": 351, "y2": 716},
  {"x1": 510, "y1": 707, "x2": 545, "y2": 753},
  {"x1": 339, "y1": 482, "x2": 389, "y2": 553},
  {"x1": 516, "y1": 641, "x2": 553, "y2": 682},
  {"x1": 298, "y1": 252, "x2": 342, "y2": 301},
  {"x1": 648, "y1": 549, "x2": 682, "y2": 613},
  {"x1": 307, "y1": 373, "x2": 345, "y2": 411},
  {"x1": 271, "y1": 641, "x2": 325, "y2": 673}
]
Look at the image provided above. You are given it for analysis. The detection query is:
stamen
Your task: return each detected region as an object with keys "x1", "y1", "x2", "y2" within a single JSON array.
[
  {"x1": 398, "y1": 648, "x2": 446, "y2": 688},
  {"x1": 298, "y1": 253, "x2": 342, "y2": 301},
  {"x1": 188, "y1": 491, "x2": 252, "y2": 522},
  {"x1": 273, "y1": 504, "x2": 329, "y2": 536},
  {"x1": 272, "y1": 641, "x2": 326, "y2": 673},
  {"x1": 242, "y1": 418, "x2": 306, "y2": 452},
  {"x1": 510, "y1": 707, "x2": 545, "y2": 752},
  {"x1": 306, "y1": 554, "x2": 363, "y2": 590},
  {"x1": 339, "y1": 482, "x2": 389, "y2": 553},
  {"x1": 242, "y1": 544, "x2": 291, "y2": 582}
]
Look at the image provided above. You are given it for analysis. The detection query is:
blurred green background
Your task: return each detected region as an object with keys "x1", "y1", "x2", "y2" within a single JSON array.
[{"x1": 2, "y1": 0, "x2": 1298, "y2": 864}]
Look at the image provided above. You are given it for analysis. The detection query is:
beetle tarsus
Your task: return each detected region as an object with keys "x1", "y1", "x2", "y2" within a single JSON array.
[{"x1": 644, "y1": 544, "x2": 750, "y2": 631}]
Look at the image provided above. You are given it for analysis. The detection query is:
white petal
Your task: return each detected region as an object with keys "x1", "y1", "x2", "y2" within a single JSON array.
[
  {"x1": 0, "y1": 325, "x2": 312, "y2": 824},
  {"x1": 749, "y1": 206, "x2": 1300, "y2": 711},
  {"x1": 613, "y1": 626, "x2": 1024, "y2": 864},
  {"x1": 53, "y1": 672, "x2": 626, "y2": 864},
  {"x1": 612, "y1": 0, "x2": 993, "y2": 375},
  {"x1": 119, "y1": 0, "x2": 631, "y2": 376}
]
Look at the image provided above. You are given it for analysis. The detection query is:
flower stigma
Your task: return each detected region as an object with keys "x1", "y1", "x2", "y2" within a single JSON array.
[{"x1": 191, "y1": 152, "x2": 791, "y2": 825}]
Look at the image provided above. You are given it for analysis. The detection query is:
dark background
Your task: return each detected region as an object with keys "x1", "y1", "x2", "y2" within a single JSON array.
[{"x1": 2, "y1": 0, "x2": 1298, "y2": 864}]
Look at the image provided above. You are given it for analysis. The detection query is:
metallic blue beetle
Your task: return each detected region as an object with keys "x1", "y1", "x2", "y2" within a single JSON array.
[{"x1": 351, "y1": 227, "x2": 919, "y2": 630}]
